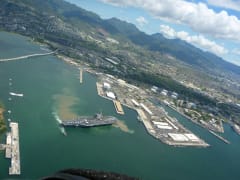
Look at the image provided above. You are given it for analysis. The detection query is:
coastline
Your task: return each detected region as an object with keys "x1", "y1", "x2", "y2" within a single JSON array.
[
  {"x1": 162, "y1": 103, "x2": 231, "y2": 144},
  {"x1": 55, "y1": 53, "x2": 231, "y2": 147},
  {"x1": 164, "y1": 103, "x2": 224, "y2": 133}
]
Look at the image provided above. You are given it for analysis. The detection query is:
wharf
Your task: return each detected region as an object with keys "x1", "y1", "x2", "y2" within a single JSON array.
[
  {"x1": 165, "y1": 140, "x2": 209, "y2": 147},
  {"x1": 136, "y1": 108, "x2": 147, "y2": 122},
  {"x1": 5, "y1": 133, "x2": 12, "y2": 158},
  {"x1": 80, "y1": 68, "x2": 83, "y2": 83},
  {"x1": 96, "y1": 82, "x2": 104, "y2": 97},
  {"x1": 6, "y1": 122, "x2": 21, "y2": 175},
  {"x1": 136, "y1": 108, "x2": 156, "y2": 134},
  {"x1": 209, "y1": 130, "x2": 230, "y2": 144},
  {"x1": 113, "y1": 100, "x2": 124, "y2": 115}
]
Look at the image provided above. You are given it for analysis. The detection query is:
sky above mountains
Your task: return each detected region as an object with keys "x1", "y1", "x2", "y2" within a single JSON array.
[{"x1": 65, "y1": 0, "x2": 240, "y2": 66}]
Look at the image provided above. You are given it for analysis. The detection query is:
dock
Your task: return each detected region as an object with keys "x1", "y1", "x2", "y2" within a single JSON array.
[
  {"x1": 136, "y1": 108, "x2": 156, "y2": 134},
  {"x1": 5, "y1": 133, "x2": 12, "y2": 158},
  {"x1": 136, "y1": 108, "x2": 146, "y2": 122},
  {"x1": 5, "y1": 122, "x2": 21, "y2": 175},
  {"x1": 96, "y1": 82, "x2": 104, "y2": 97},
  {"x1": 80, "y1": 68, "x2": 83, "y2": 83},
  {"x1": 113, "y1": 100, "x2": 124, "y2": 115},
  {"x1": 209, "y1": 130, "x2": 230, "y2": 144}
]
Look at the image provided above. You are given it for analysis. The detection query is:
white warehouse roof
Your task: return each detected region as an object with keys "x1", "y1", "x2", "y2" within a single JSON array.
[
  {"x1": 168, "y1": 133, "x2": 189, "y2": 142},
  {"x1": 106, "y1": 91, "x2": 116, "y2": 99},
  {"x1": 103, "y1": 82, "x2": 111, "y2": 89},
  {"x1": 184, "y1": 134, "x2": 200, "y2": 142}
]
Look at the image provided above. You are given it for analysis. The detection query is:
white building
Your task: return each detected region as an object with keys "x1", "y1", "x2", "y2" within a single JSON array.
[
  {"x1": 161, "y1": 89, "x2": 168, "y2": 96},
  {"x1": 140, "y1": 103, "x2": 153, "y2": 116},
  {"x1": 103, "y1": 82, "x2": 111, "y2": 89},
  {"x1": 171, "y1": 92, "x2": 178, "y2": 99},
  {"x1": 151, "y1": 86, "x2": 158, "y2": 93},
  {"x1": 106, "y1": 91, "x2": 116, "y2": 99}
]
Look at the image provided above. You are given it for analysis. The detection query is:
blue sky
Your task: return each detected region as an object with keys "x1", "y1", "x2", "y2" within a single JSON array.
[{"x1": 65, "y1": 0, "x2": 240, "y2": 66}]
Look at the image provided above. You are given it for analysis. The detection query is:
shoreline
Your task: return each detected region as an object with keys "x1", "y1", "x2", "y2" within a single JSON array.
[
  {"x1": 165, "y1": 103, "x2": 224, "y2": 132},
  {"x1": 0, "y1": 106, "x2": 7, "y2": 140},
  {"x1": 163, "y1": 103, "x2": 230, "y2": 144},
  {"x1": 55, "y1": 54, "x2": 228, "y2": 147}
]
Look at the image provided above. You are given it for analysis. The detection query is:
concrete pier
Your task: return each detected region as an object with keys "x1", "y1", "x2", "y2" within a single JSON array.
[
  {"x1": 80, "y1": 68, "x2": 83, "y2": 83},
  {"x1": 209, "y1": 130, "x2": 230, "y2": 144},
  {"x1": 5, "y1": 122, "x2": 21, "y2": 175},
  {"x1": 5, "y1": 133, "x2": 12, "y2": 158},
  {"x1": 113, "y1": 100, "x2": 124, "y2": 115},
  {"x1": 96, "y1": 82, "x2": 104, "y2": 97}
]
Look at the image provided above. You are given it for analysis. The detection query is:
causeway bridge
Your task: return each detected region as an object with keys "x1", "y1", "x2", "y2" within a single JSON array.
[{"x1": 0, "y1": 50, "x2": 57, "y2": 62}]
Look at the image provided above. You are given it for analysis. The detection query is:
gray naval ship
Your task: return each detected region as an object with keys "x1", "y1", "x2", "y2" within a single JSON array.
[{"x1": 61, "y1": 113, "x2": 117, "y2": 127}]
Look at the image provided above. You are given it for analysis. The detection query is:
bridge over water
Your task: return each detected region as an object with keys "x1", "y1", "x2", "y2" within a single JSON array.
[{"x1": 0, "y1": 50, "x2": 57, "y2": 62}]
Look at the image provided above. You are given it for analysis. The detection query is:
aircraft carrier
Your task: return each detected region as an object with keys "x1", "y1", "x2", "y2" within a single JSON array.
[{"x1": 61, "y1": 113, "x2": 117, "y2": 127}]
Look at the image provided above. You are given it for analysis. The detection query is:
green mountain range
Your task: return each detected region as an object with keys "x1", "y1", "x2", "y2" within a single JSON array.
[{"x1": 1, "y1": 0, "x2": 239, "y2": 75}]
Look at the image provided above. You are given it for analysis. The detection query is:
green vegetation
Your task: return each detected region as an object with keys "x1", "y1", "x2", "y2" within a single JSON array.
[{"x1": 0, "y1": 102, "x2": 7, "y2": 135}]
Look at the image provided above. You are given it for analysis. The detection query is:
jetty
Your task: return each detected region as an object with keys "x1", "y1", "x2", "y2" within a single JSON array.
[
  {"x1": 80, "y1": 68, "x2": 83, "y2": 83},
  {"x1": 209, "y1": 130, "x2": 230, "y2": 144},
  {"x1": 113, "y1": 100, "x2": 124, "y2": 115},
  {"x1": 5, "y1": 122, "x2": 21, "y2": 175},
  {"x1": 0, "y1": 50, "x2": 56, "y2": 62}
]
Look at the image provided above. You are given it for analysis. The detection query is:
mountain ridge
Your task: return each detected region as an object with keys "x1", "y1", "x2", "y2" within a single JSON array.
[
  {"x1": 3, "y1": 0, "x2": 239, "y2": 75},
  {"x1": 57, "y1": 1, "x2": 240, "y2": 75}
]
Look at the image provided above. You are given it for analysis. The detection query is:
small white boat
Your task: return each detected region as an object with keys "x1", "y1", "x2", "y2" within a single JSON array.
[{"x1": 9, "y1": 92, "x2": 24, "y2": 97}]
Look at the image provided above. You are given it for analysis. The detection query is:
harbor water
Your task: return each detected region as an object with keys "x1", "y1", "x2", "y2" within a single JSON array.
[{"x1": 0, "y1": 31, "x2": 240, "y2": 180}]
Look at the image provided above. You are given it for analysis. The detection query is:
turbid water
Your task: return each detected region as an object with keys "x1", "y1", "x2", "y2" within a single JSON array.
[{"x1": 0, "y1": 31, "x2": 240, "y2": 180}]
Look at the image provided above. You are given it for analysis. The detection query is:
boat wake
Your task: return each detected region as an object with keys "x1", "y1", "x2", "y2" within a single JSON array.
[
  {"x1": 53, "y1": 111, "x2": 62, "y2": 124},
  {"x1": 52, "y1": 111, "x2": 67, "y2": 136},
  {"x1": 59, "y1": 126, "x2": 67, "y2": 136}
]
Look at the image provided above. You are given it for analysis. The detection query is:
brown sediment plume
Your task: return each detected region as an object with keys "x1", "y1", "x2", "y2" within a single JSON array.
[
  {"x1": 53, "y1": 88, "x2": 79, "y2": 120},
  {"x1": 113, "y1": 120, "x2": 134, "y2": 134}
]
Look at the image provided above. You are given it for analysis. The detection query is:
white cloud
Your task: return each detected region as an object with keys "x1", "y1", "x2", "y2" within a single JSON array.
[
  {"x1": 232, "y1": 48, "x2": 240, "y2": 55},
  {"x1": 100, "y1": 0, "x2": 240, "y2": 41},
  {"x1": 207, "y1": 0, "x2": 240, "y2": 11},
  {"x1": 160, "y1": 25, "x2": 228, "y2": 55},
  {"x1": 136, "y1": 16, "x2": 148, "y2": 26},
  {"x1": 227, "y1": 59, "x2": 240, "y2": 66}
]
